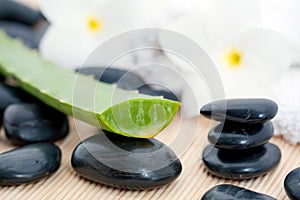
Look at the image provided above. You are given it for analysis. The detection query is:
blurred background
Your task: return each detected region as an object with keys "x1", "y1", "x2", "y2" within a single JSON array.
[{"x1": 1, "y1": 0, "x2": 300, "y2": 143}]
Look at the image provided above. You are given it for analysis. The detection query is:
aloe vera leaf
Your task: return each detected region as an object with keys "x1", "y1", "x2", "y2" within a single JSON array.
[{"x1": 0, "y1": 31, "x2": 180, "y2": 138}]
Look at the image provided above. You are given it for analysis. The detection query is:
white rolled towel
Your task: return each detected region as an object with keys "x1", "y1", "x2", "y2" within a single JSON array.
[{"x1": 271, "y1": 66, "x2": 300, "y2": 144}]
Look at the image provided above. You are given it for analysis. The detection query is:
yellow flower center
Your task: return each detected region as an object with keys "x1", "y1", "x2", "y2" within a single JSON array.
[
  {"x1": 225, "y1": 48, "x2": 242, "y2": 68},
  {"x1": 87, "y1": 17, "x2": 101, "y2": 32}
]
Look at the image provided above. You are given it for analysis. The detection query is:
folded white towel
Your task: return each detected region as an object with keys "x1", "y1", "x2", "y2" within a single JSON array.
[{"x1": 271, "y1": 66, "x2": 300, "y2": 144}]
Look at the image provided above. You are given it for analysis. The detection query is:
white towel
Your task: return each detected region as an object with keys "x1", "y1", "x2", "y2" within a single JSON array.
[{"x1": 271, "y1": 65, "x2": 300, "y2": 144}]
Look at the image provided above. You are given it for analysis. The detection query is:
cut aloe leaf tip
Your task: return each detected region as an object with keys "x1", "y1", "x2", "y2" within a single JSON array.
[{"x1": 0, "y1": 31, "x2": 180, "y2": 138}]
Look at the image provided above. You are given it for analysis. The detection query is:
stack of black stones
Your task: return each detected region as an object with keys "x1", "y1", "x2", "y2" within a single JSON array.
[{"x1": 200, "y1": 99, "x2": 281, "y2": 179}]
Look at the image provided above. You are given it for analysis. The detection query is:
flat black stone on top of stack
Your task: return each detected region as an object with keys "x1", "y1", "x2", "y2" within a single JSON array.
[{"x1": 200, "y1": 99, "x2": 281, "y2": 179}]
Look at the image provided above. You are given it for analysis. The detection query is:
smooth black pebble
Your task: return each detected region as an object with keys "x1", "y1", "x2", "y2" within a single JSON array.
[
  {"x1": 76, "y1": 67, "x2": 146, "y2": 90},
  {"x1": 76, "y1": 67, "x2": 178, "y2": 101},
  {"x1": 202, "y1": 184, "x2": 276, "y2": 200},
  {"x1": 202, "y1": 143, "x2": 281, "y2": 179},
  {"x1": 0, "y1": 143, "x2": 61, "y2": 185},
  {"x1": 138, "y1": 85, "x2": 179, "y2": 101},
  {"x1": 3, "y1": 103, "x2": 69, "y2": 144},
  {"x1": 200, "y1": 99, "x2": 278, "y2": 124},
  {"x1": 71, "y1": 132, "x2": 182, "y2": 189},
  {"x1": 0, "y1": 83, "x2": 33, "y2": 123},
  {"x1": 0, "y1": 74, "x2": 4, "y2": 82},
  {"x1": 0, "y1": 0, "x2": 42, "y2": 26},
  {"x1": 208, "y1": 122, "x2": 274, "y2": 149},
  {"x1": 284, "y1": 167, "x2": 300, "y2": 200},
  {"x1": 0, "y1": 21, "x2": 38, "y2": 49}
]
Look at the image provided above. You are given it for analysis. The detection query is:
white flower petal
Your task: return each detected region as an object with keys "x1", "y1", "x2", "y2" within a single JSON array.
[
  {"x1": 163, "y1": 13, "x2": 215, "y2": 51},
  {"x1": 159, "y1": 0, "x2": 262, "y2": 73},
  {"x1": 39, "y1": 26, "x2": 93, "y2": 68},
  {"x1": 40, "y1": 25, "x2": 127, "y2": 68},
  {"x1": 158, "y1": 13, "x2": 221, "y2": 74},
  {"x1": 138, "y1": 0, "x2": 191, "y2": 27},
  {"x1": 219, "y1": 28, "x2": 295, "y2": 97},
  {"x1": 237, "y1": 28, "x2": 295, "y2": 79},
  {"x1": 95, "y1": 0, "x2": 170, "y2": 30},
  {"x1": 197, "y1": 0, "x2": 262, "y2": 44},
  {"x1": 39, "y1": 0, "x2": 99, "y2": 30}
]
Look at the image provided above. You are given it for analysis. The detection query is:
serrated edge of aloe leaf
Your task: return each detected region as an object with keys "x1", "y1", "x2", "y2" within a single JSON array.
[{"x1": 0, "y1": 31, "x2": 181, "y2": 138}]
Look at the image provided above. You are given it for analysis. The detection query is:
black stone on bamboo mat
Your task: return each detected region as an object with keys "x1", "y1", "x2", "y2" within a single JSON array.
[
  {"x1": 208, "y1": 122, "x2": 274, "y2": 149},
  {"x1": 200, "y1": 99, "x2": 278, "y2": 124},
  {"x1": 3, "y1": 103, "x2": 69, "y2": 144},
  {"x1": 202, "y1": 184, "x2": 276, "y2": 200},
  {"x1": 71, "y1": 132, "x2": 182, "y2": 190},
  {"x1": 284, "y1": 167, "x2": 300, "y2": 200},
  {"x1": 0, "y1": 143, "x2": 61, "y2": 185},
  {"x1": 0, "y1": 0, "x2": 42, "y2": 26},
  {"x1": 202, "y1": 143, "x2": 281, "y2": 179}
]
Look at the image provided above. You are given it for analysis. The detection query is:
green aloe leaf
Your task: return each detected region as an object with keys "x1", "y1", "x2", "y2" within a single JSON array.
[{"x1": 0, "y1": 31, "x2": 180, "y2": 138}]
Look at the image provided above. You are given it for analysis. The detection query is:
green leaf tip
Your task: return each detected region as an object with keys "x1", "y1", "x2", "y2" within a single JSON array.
[
  {"x1": 100, "y1": 98, "x2": 180, "y2": 138},
  {"x1": 0, "y1": 31, "x2": 181, "y2": 138}
]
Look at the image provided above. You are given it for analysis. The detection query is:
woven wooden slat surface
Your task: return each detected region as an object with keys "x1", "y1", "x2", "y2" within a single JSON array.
[
  {"x1": 1, "y1": 1, "x2": 298, "y2": 198},
  {"x1": 0, "y1": 114, "x2": 298, "y2": 199}
]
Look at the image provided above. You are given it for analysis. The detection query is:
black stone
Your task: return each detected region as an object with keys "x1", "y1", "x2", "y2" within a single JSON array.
[
  {"x1": 0, "y1": 143, "x2": 61, "y2": 185},
  {"x1": 3, "y1": 103, "x2": 69, "y2": 144},
  {"x1": 200, "y1": 99, "x2": 278, "y2": 124},
  {"x1": 76, "y1": 67, "x2": 146, "y2": 90},
  {"x1": 138, "y1": 85, "x2": 179, "y2": 101},
  {"x1": 0, "y1": 0, "x2": 42, "y2": 26},
  {"x1": 284, "y1": 167, "x2": 300, "y2": 200},
  {"x1": 202, "y1": 184, "x2": 276, "y2": 200},
  {"x1": 34, "y1": 21, "x2": 50, "y2": 49},
  {"x1": 76, "y1": 67, "x2": 179, "y2": 101},
  {"x1": 0, "y1": 83, "x2": 32, "y2": 124},
  {"x1": 0, "y1": 21, "x2": 38, "y2": 49},
  {"x1": 208, "y1": 122, "x2": 274, "y2": 149},
  {"x1": 0, "y1": 74, "x2": 4, "y2": 82},
  {"x1": 71, "y1": 132, "x2": 182, "y2": 189},
  {"x1": 202, "y1": 143, "x2": 281, "y2": 179}
]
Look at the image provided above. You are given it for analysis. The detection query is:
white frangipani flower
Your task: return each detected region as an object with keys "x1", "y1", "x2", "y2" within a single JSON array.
[
  {"x1": 160, "y1": 0, "x2": 296, "y2": 98},
  {"x1": 39, "y1": 0, "x2": 140, "y2": 68},
  {"x1": 39, "y1": 0, "x2": 189, "y2": 68}
]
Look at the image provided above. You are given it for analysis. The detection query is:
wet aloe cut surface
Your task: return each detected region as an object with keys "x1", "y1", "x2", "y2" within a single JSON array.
[{"x1": 0, "y1": 31, "x2": 180, "y2": 138}]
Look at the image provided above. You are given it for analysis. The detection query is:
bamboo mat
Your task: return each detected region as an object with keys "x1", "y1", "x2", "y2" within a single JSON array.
[
  {"x1": 0, "y1": 114, "x2": 298, "y2": 200},
  {"x1": 1, "y1": 1, "x2": 299, "y2": 198}
]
